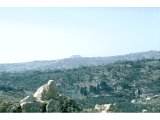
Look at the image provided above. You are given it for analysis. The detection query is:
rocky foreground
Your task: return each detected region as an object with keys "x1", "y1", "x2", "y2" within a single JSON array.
[
  {"x1": 20, "y1": 80, "x2": 81, "y2": 112},
  {"x1": 19, "y1": 80, "x2": 111, "y2": 113}
]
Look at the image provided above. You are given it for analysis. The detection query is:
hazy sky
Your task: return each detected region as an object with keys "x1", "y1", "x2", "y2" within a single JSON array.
[{"x1": 0, "y1": 8, "x2": 160, "y2": 63}]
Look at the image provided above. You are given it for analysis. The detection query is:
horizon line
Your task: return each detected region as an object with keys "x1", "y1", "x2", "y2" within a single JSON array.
[{"x1": 0, "y1": 50, "x2": 159, "y2": 64}]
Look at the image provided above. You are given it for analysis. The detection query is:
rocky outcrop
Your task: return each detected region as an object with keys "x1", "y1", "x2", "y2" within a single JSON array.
[
  {"x1": 33, "y1": 80, "x2": 59, "y2": 101},
  {"x1": 20, "y1": 80, "x2": 81, "y2": 112}
]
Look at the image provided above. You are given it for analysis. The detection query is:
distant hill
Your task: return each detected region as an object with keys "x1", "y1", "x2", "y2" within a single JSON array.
[
  {"x1": 0, "y1": 50, "x2": 159, "y2": 72},
  {"x1": 70, "y1": 55, "x2": 82, "y2": 58}
]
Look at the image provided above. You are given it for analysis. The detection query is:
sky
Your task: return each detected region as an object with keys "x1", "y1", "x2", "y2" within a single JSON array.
[{"x1": 0, "y1": 8, "x2": 160, "y2": 63}]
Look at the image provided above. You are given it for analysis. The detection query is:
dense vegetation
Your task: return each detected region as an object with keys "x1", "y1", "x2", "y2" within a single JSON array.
[{"x1": 0, "y1": 58, "x2": 160, "y2": 112}]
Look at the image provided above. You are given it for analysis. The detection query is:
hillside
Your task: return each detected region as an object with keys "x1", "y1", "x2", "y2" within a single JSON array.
[
  {"x1": 0, "y1": 50, "x2": 159, "y2": 72},
  {"x1": 0, "y1": 58, "x2": 160, "y2": 112}
]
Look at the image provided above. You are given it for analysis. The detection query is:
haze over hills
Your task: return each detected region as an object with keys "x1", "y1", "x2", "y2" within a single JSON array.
[
  {"x1": 0, "y1": 50, "x2": 160, "y2": 112},
  {"x1": 0, "y1": 56, "x2": 159, "y2": 112},
  {"x1": 70, "y1": 55, "x2": 82, "y2": 58},
  {"x1": 0, "y1": 50, "x2": 159, "y2": 72}
]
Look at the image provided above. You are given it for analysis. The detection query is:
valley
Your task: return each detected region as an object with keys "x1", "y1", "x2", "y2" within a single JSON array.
[{"x1": 0, "y1": 51, "x2": 160, "y2": 112}]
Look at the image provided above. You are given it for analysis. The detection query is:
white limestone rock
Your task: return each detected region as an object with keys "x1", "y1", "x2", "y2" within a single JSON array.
[
  {"x1": 33, "y1": 80, "x2": 59, "y2": 101},
  {"x1": 95, "y1": 104, "x2": 111, "y2": 113},
  {"x1": 20, "y1": 95, "x2": 45, "y2": 112}
]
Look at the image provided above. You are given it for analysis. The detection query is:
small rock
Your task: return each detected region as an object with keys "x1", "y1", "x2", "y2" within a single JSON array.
[
  {"x1": 142, "y1": 109, "x2": 147, "y2": 113},
  {"x1": 145, "y1": 97, "x2": 151, "y2": 102},
  {"x1": 131, "y1": 99, "x2": 136, "y2": 103},
  {"x1": 95, "y1": 104, "x2": 111, "y2": 113}
]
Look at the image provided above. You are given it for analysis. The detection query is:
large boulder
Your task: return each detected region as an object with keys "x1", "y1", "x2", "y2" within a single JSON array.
[
  {"x1": 33, "y1": 80, "x2": 59, "y2": 101},
  {"x1": 20, "y1": 95, "x2": 45, "y2": 112}
]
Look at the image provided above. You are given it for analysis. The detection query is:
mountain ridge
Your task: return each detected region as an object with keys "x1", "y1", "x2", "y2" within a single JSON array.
[{"x1": 0, "y1": 50, "x2": 159, "y2": 72}]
